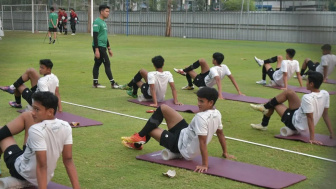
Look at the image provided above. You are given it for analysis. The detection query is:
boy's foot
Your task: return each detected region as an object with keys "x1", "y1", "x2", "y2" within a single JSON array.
[
  {"x1": 0, "y1": 86, "x2": 15, "y2": 94},
  {"x1": 71, "y1": 33, "x2": 75, "y2": 35},
  {"x1": 52, "y1": 40, "x2": 56, "y2": 44},
  {"x1": 49, "y1": 40, "x2": 52, "y2": 44},
  {"x1": 302, "y1": 75, "x2": 307, "y2": 80},
  {"x1": 173, "y1": 68, "x2": 186, "y2": 76},
  {"x1": 119, "y1": 84, "x2": 131, "y2": 90},
  {"x1": 122, "y1": 140, "x2": 143, "y2": 150},
  {"x1": 250, "y1": 104, "x2": 269, "y2": 115},
  {"x1": 9, "y1": 101, "x2": 22, "y2": 108},
  {"x1": 121, "y1": 133, "x2": 146, "y2": 144},
  {"x1": 181, "y1": 85, "x2": 194, "y2": 90},
  {"x1": 93, "y1": 84, "x2": 106, "y2": 88},
  {"x1": 254, "y1": 56, "x2": 264, "y2": 67},
  {"x1": 111, "y1": 82, "x2": 120, "y2": 89},
  {"x1": 265, "y1": 80, "x2": 277, "y2": 87},
  {"x1": 255, "y1": 80, "x2": 266, "y2": 85},
  {"x1": 126, "y1": 89, "x2": 137, "y2": 98},
  {"x1": 250, "y1": 123, "x2": 267, "y2": 130}
]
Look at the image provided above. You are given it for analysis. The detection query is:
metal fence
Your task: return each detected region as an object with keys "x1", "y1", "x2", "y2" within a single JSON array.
[{"x1": 1, "y1": 10, "x2": 335, "y2": 44}]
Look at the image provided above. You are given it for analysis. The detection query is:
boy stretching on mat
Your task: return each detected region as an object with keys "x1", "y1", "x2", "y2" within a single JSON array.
[
  {"x1": 0, "y1": 91, "x2": 80, "y2": 188},
  {"x1": 249, "y1": 71, "x2": 334, "y2": 145},
  {"x1": 174, "y1": 52, "x2": 243, "y2": 99},
  {"x1": 0, "y1": 59, "x2": 62, "y2": 112},
  {"x1": 254, "y1": 49, "x2": 303, "y2": 89},
  {"x1": 299, "y1": 44, "x2": 336, "y2": 82},
  {"x1": 120, "y1": 55, "x2": 182, "y2": 107},
  {"x1": 122, "y1": 87, "x2": 235, "y2": 172}
]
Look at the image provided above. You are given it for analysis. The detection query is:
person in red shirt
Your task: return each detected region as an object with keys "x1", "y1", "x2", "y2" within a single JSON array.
[
  {"x1": 61, "y1": 8, "x2": 68, "y2": 35},
  {"x1": 69, "y1": 8, "x2": 78, "y2": 35},
  {"x1": 57, "y1": 8, "x2": 63, "y2": 34}
]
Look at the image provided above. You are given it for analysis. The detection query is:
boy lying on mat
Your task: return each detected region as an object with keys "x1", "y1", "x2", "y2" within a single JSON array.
[
  {"x1": 122, "y1": 87, "x2": 235, "y2": 173},
  {"x1": 120, "y1": 55, "x2": 182, "y2": 107},
  {"x1": 250, "y1": 71, "x2": 334, "y2": 145}
]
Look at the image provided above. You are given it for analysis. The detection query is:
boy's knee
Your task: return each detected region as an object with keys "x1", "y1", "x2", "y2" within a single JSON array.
[
  {"x1": 304, "y1": 58, "x2": 311, "y2": 63},
  {"x1": 286, "y1": 89, "x2": 296, "y2": 96},
  {"x1": 26, "y1": 68, "x2": 37, "y2": 74},
  {"x1": 199, "y1": 58, "x2": 206, "y2": 64},
  {"x1": 277, "y1": 55, "x2": 283, "y2": 60}
]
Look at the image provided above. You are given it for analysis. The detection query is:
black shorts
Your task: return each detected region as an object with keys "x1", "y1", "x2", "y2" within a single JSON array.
[
  {"x1": 307, "y1": 60, "x2": 319, "y2": 71},
  {"x1": 159, "y1": 119, "x2": 189, "y2": 153},
  {"x1": 193, "y1": 71, "x2": 209, "y2": 87},
  {"x1": 266, "y1": 68, "x2": 276, "y2": 80},
  {"x1": 4, "y1": 145, "x2": 26, "y2": 180},
  {"x1": 281, "y1": 108, "x2": 298, "y2": 131},
  {"x1": 48, "y1": 27, "x2": 57, "y2": 32},
  {"x1": 22, "y1": 85, "x2": 37, "y2": 105},
  {"x1": 140, "y1": 83, "x2": 152, "y2": 99}
]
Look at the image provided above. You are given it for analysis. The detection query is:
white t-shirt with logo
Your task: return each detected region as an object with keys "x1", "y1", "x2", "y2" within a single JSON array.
[
  {"x1": 36, "y1": 73, "x2": 59, "y2": 94},
  {"x1": 178, "y1": 109, "x2": 223, "y2": 160},
  {"x1": 316, "y1": 54, "x2": 336, "y2": 77},
  {"x1": 205, "y1": 65, "x2": 231, "y2": 87},
  {"x1": 14, "y1": 118, "x2": 73, "y2": 185},
  {"x1": 147, "y1": 71, "x2": 174, "y2": 102},
  {"x1": 273, "y1": 60, "x2": 300, "y2": 87},
  {"x1": 292, "y1": 90, "x2": 330, "y2": 132}
]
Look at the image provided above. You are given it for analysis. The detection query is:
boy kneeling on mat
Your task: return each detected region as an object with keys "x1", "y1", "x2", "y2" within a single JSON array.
[
  {"x1": 122, "y1": 87, "x2": 235, "y2": 173},
  {"x1": 250, "y1": 71, "x2": 334, "y2": 145},
  {"x1": 0, "y1": 92, "x2": 80, "y2": 188}
]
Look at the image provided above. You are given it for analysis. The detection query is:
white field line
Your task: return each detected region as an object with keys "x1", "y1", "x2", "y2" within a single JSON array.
[{"x1": 62, "y1": 101, "x2": 336, "y2": 163}]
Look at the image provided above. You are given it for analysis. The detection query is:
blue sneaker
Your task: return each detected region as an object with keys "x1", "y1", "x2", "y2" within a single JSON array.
[
  {"x1": 0, "y1": 86, "x2": 15, "y2": 94},
  {"x1": 9, "y1": 101, "x2": 22, "y2": 108}
]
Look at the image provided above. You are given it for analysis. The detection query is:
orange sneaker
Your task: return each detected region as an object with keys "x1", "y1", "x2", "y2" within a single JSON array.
[
  {"x1": 122, "y1": 140, "x2": 143, "y2": 150},
  {"x1": 121, "y1": 133, "x2": 146, "y2": 144}
]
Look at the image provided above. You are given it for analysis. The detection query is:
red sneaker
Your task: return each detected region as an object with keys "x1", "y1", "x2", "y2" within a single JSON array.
[
  {"x1": 121, "y1": 133, "x2": 146, "y2": 145},
  {"x1": 122, "y1": 140, "x2": 143, "y2": 150}
]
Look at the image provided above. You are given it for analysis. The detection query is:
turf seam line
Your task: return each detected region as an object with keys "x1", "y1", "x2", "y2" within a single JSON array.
[{"x1": 61, "y1": 100, "x2": 336, "y2": 163}]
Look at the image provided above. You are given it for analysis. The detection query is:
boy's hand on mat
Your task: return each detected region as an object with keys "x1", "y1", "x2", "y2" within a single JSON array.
[
  {"x1": 150, "y1": 103, "x2": 158, "y2": 107},
  {"x1": 223, "y1": 153, "x2": 236, "y2": 160},
  {"x1": 330, "y1": 133, "x2": 335, "y2": 139},
  {"x1": 280, "y1": 87, "x2": 287, "y2": 90},
  {"x1": 174, "y1": 101, "x2": 183, "y2": 105},
  {"x1": 309, "y1": 140, "x2": 323, "y2": 145},
  {"x1": 218, "y1": 95, "x2": 225, "y2": 100},
  {"x1": 194, "y1": 165, "x2": 208, "y2": 173},
  {"x1": 238, "y1": 91, "x2": 245, "y2": 96}
]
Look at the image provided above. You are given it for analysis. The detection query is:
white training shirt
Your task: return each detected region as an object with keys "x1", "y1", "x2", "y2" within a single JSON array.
[
  {"x1": 273, "y1": 59, "x2": 300, "y2": 87},
  {"x1": 205, "y1": 65, "x2": 231, "y2": 87},
  {"x1": 292, "y1": 90, "x2": 330, "y2": 132},
  {"x1": 147, "y1": 71, "x2": 174, "y2": 102},
  {"x1": 36, "y1": 73, "x2": 59, "y2": 94},
  {"x1": 14, "y1": 118, "x2": 73, "y2": 186},
  {"x1": 178, "y1": 109, "x2": 223, "y2": 160},
  {"x1": 316, "y1": 54, "x2": 336, "y2": 77}
]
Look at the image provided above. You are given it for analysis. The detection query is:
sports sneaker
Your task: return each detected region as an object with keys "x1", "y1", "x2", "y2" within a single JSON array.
[
  {"x1": 254, "y1": 56, "x2": 264, "y2": 67},
  {"x1": 255, "y1": 80, "x2": 266, "y2": 85},
  {"x1": 0, "y1": 86, "x2": 15, "y2": 94},
  {"x1": 173, "y1": 68, "x2": 186, "y2": 76},
  {"x1": 302, "y1": 75, "x2": 307, "y2": 80},
  {"x1": 122, "y1": 140, "x2": 143, "y2": 150},
  {"x1": 181, "y1": 85, "x2": 194, "y2": 90},
  {"x1": 9, "y1": 101, "x2": 22, "y2": 108},
  {"x1": 121, "y1": 133, "x2": 146, "y2": 145},
  {"x1": 111, "y1": 82, "x2": 120, "y2": 89},
  {"x1": 52, "y1": 40, "x2": 55, "y2": 44},
  {"x1": 137, "y1": 94, "x2": 151, "y2": 102},
  {"x1": 126, "y1": 89, "x2": 137, "y2": 98},
  {"x1": 250, "y1": 104, "x2": 269, "y2": 115},
  {"x1": 71, "y1": 33, "x2": 75, "y2": 35},
  {"x1": 250, "y1": 123, "x2": 267, "y2": 131},
  {"x1": 119, "y1": 84, "x2": 131, "y2": 90},
  {"x1": 266, "y1": 80, "x2": 277, "y2": 87},
  {"x1": 93, "y1": 84, "x2": 106, "y2": 88}
]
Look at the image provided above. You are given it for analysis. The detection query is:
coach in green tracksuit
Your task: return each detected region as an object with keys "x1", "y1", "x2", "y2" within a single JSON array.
[
  {"x1": 92, "y1": 5, "x2": 119, "y2": 89},
  {"x1": 48, "y1": 7, "x2": 58, "y2": 44}
]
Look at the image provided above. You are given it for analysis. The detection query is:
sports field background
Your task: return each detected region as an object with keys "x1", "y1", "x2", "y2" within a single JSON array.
[{"x1": 0, "y1": 32, "x2": 335, "y2": 188}]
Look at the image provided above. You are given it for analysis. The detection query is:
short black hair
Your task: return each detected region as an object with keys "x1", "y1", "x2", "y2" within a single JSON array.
[
  {"x1": 50, "y1": 7, "x2": 54, "y2": 11},
  {"x1": 196, "y1": 87, "x2": 218, "y2": 106},
  {"x1": 213, "y1": 52, "x2": 224, "y2": 64},
  {"x1": 32, "y1": 91, "x2": 58, "y2": 115},
  {"x1": 62, "y1": 8, "x2": 65, "y2": 11},
  {"x1": 70, "y1": 8, "x2": 75, "y2": 11},
  {"x1": 286, "y1": 49, "x2": 296, "y2": 58},
  {"x1": 321, "y1": 44, "x2": 331, "y2": 51},
  {"x1": 39, "y1": 59, "x2": 53, "y2": 69},
  {"x1": 307, "y1": 71, "x2": 323, "y2": 89},
  {"x1": 99, "y1": 5, "x2": 110, "y2": 12},
  {"x1": 152, "y1": 56, "x2": 164, "y2": 68}
]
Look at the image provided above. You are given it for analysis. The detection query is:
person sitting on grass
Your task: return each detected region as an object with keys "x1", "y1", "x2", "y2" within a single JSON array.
[
  {"x1": 173, "y1": 52, "x2": 243, "y2": 99},
  {"x1": 250, "y1": 71, "x2": 334, "y2": 145},
  {"x1": 120, "y1": 55, "x2": 182, "y2": 107},
  {"x1": 0, "y1": 91, "x2": 80, "y2": 188},
  {"x1": 253, "y1": 48, "x2": 303, "y2": 89},
  {"x1": 121, "y1": 87, "x2": 235, "y2": 173},
  {"x1": 0, "y1": 59, "x2": 62, "y2": 112}
]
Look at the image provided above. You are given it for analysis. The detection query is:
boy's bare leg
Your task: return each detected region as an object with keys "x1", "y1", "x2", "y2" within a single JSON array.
[
  {"x1": 5, "y1": 111, "x2": 35, "y2": 143},
  {"x1": 199, "y1": 58, "x2": 210, "y2": 74}
]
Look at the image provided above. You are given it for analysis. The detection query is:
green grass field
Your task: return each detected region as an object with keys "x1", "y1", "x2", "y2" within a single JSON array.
[{"x1": 0, "y1": 31, "x2": 335, "y2": 188}]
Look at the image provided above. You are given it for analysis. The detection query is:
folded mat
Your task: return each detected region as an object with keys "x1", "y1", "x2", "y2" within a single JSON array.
[
  {"x1": 326, "y1": 79, "x2": 336, "y2": 84},
  {"x1": 275, "y1": 132, "x2": 336, "y2": 147},
  {"x1": 18, "y1": 110, "x2": 102, "y2": 128},
  {"x1": 128, "y1": 99, "x2": 199, "y2": 113},
  {"x1": 221, "y1": 92, "x2": 269, "y2": 104},
  {"x1": 265, "y1": 85, "x2": 336, "y2": 95},
  {"x1": 136, "y1": 151, "x2": 306, "y2": 189}
]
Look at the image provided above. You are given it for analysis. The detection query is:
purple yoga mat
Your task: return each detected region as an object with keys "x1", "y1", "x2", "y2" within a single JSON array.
[
  {"x1": 136, "y1": 151, "x2": 306, "y2": 189},
  {"x1": 326, "y1": 79, "x2": 336, "y2": 84},
  {"x1": 128, "y1": 99, "x2": 200, "y2": 113},
  {"x1": 17, "y1": 110, "x2": 102, "y2": 128},
  {"x1": 275, "y1": 132, "x2": 336, "y2": 147},
  {"x1": 24, "y1": 182, "x2": 71, "y2": 189},
  {"x1": 265, "y1": 85, "x2": 336, "y2": 95},
  {"x1": 221, "y1": 92, "x2": 269, "y2": 104}
]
